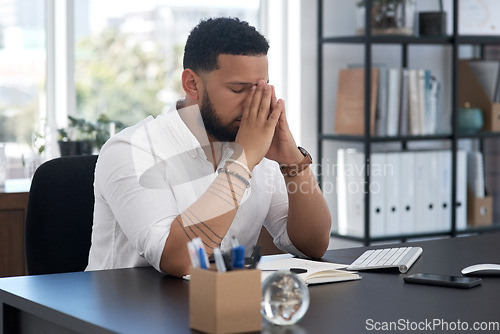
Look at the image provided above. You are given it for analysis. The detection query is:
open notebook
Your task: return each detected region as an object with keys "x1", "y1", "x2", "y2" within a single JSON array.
[{"x1": 258, "y1": 257, "x2": 360, "y2": 285}]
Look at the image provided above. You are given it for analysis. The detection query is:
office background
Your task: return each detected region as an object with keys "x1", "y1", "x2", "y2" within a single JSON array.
[{"x1": 1, "y1": 0, "x2": 500, "y2": 266}]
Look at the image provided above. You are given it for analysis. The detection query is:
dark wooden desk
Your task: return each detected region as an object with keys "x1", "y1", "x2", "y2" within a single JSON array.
[
  {"x1": 1, "y1": 233, "x2": 500, "y2": 333},
  {"x1": 0, "y1": 179, "x2": 30, "y2": 277}
]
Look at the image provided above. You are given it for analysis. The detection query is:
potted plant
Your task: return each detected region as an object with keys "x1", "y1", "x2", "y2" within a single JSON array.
[
  {"x1": 356, "y1": 0, "x2": 416, "y2": 35},
  {"x1": 58, "y1": 115, "x2": 125, "y2": 156}
]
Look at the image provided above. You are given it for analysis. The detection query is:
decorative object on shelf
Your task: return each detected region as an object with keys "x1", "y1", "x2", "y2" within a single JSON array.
[
  {"x1": 419, "y1": 12, "x2": 446, "y2": 36},
  {"x1": 356, "y1": 0, "x2": 416, "y2": 36},
  {"x1": 458, "y1": 102, "x2": 484, "y2": 133},
  {"x1": 459, "y1": 0, "x2": 500, "y2": 36},
  {"x1": 419, "y1": 0, "x2": 446, "y2": 36}
]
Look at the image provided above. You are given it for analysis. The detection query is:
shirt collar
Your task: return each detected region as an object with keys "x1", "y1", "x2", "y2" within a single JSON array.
[{"x1": 167, "y1": 104, "x2": 233, "y2": 162}]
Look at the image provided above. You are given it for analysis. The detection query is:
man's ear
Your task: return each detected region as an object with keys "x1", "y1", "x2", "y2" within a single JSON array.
[{"x1": 182, "y1": 69, "x2": 202, "y2": 101}]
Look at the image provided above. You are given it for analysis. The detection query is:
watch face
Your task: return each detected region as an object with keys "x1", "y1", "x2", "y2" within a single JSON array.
[{"x1": 298, "y1": 146, "x2": 312, "y2": 163}]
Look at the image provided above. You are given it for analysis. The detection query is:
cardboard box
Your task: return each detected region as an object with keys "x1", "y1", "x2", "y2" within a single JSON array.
[
  {"x1": 189, "y1": 267, "x2": 261, "y2": 334},
  {"x1": 458, "y1": 60, "x2": 500, "y2": 132},
  {"x1": 467, "y1": 187, "x2": 493, "y2": 227}
]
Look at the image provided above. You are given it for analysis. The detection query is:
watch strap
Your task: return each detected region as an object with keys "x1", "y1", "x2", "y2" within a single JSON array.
[{"x1": 280, "y1": 147, "x2": 312, "y2": 177}]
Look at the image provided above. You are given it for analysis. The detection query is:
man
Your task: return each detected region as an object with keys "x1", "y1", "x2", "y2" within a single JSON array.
[{"x1": 86, "y1": 17, "x2": 331, "y2": 277}]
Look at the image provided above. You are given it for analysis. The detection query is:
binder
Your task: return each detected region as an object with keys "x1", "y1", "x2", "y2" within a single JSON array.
[
  {"x1": 455, "y1": 150, "x2": 467, "y2": 231},
  {"x1": 337, "y1": 149, "x2": 348, "y2": 235},
  {"x1": 413, "y1": 151, "x2": 438, "y2": 233},
  {"x1": 370, "y1": 152, "x2": 386, "y2": 237},
  {"x1": 384, "y1": 152, "x2": 400, "y2": 236},
  {"x1": 425, "y1": 151, "x2": 440, "y2": 232},
  {"x1": 337, "y1": 149, "x2": 365, "y2": 237},
  {"x1": 398, "y1": 151, "x2": 415, "y2": 235},
  {"x1": 413, "y1": 151, "x2": 427, "y2": 233},
  {"x1": 437, "y1": 150, "x2": 452, "y2": 231}
]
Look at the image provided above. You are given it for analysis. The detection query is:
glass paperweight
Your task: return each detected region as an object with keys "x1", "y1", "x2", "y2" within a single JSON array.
[{"x1": 261, "y1": 271, "x2": 310, "y2": 326}]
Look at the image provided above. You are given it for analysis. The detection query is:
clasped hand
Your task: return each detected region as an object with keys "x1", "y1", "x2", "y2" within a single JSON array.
[{"x1": 235, "y1": 80, "x2": 301, "y2": 170}]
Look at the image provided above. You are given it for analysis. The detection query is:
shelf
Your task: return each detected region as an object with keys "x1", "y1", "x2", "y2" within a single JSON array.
[
  {"x1": 456, "y1": 225, "x2": 500, "y2": 235},
  {"x1": 456, "y1": 131, "x2": 500, "y2": 140},
  {"x1": 321, "y1": 35, "x2": 453, "y2": 45},
  {"x1": 331, "y1": 224, "x2": 500, "y2": 244},
  {"x1": 330, "y1": 230, "x2": 452, "y2": 243},
  {"x1": 321, "y1": 35, "x2": 500, "y2": 46},
  {"x1": 318, "y1": 0, "x2": 500, "y2": 246},
  {"x1": 456, "y1": 35, "x2": 500, "y2": 45},
  {"x1": 320, "y1": 133, "x2": 453, "y2": 142}
]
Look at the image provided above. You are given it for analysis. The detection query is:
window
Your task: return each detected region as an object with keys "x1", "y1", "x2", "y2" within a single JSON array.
[
  {"x1": 73, "y1": 0, "x2": 260, "y2": 131},
  {"x1": 0, "y1": 0, "x2": 45, "y2": 178},
  {"x1": 1, "y1": 0, "x2": 272, "y2": 178}
]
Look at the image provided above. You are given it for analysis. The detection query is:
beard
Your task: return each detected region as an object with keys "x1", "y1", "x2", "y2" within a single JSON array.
[{"x1": 199, "y1": 90, "x2": 238, "y2": 142}]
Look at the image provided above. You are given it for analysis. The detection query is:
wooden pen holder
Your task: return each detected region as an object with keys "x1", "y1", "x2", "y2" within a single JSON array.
[{"x1": 189, "y1": 267, "x2": 261, "y2": 334}]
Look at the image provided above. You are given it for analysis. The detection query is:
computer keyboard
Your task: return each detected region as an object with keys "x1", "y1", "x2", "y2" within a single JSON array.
[{"x1": 346, "y1": 246, "x2": 423, "y2": 273}]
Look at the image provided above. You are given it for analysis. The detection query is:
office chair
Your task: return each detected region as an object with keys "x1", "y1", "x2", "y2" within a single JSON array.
[{"x1": 25, "y1": 155, "x2": 98, "y2": 275}]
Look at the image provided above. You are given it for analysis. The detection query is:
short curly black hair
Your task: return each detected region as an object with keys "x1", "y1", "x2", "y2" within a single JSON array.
[{"x1": 183, "y1": 17, "x2": 269, "y2": 73}]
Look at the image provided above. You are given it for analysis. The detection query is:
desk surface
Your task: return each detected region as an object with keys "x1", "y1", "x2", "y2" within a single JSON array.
[{"x1": 1, "y1": 233, "x2": 500, "y2": 333}]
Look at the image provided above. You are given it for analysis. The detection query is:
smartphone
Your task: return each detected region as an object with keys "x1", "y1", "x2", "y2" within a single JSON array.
[{"x1": 404, "y1": 273, "x2": 482, "y2": 289}]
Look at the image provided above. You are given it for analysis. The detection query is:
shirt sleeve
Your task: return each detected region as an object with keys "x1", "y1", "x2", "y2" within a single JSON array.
[{"x1": 95, "y1": 137, "x2": 179, "y2": 272}]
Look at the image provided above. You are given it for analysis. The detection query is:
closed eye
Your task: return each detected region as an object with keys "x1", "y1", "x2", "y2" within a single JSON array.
[
  {"x1": 230, "y1": 88, "x2": 246, "y2": 94},
  {"x1": 228, "y1": 83, "x2": 253, "y2": 94}
]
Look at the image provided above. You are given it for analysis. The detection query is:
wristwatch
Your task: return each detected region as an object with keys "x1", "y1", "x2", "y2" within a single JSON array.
[{"x1": 280, "y1": 146, "x2": 313, "y2": 177}]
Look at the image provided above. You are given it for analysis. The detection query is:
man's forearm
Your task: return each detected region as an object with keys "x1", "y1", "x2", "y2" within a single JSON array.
[
  {"x1": 285, "y1": 167, "x2": 331, "y2": 258},
  {"x1": 160, "y1": 160, "x2": 249, "y2": 277}
]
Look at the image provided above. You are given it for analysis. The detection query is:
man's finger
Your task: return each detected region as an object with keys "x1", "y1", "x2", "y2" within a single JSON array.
[
  {"x1": 257, "y1": 84, "x2": 273, "y2": 121},
  {"x1": 241, "y1": 85, "x2": 256, "y2": 120},
  {"x1": 248, "y1": 80, "x2": 266, "y2": 119},
  {"x1": 271, "y1": 86, "x2": 278, "y2": 110},
  {"x1": 267, "y1": 99, "x2": 284, "y2": 127}
]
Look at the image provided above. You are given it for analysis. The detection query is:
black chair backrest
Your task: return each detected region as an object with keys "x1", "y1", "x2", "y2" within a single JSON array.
[{"x1": 25, "y1": 155, "x2": 98, "y2": 275}]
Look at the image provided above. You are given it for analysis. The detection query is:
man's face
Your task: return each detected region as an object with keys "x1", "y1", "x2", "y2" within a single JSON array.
[{"x1": 199, "y1": 54, "x2": 269, "y2": 142}]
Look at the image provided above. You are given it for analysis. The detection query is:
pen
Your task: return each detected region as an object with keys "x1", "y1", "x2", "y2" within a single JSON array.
[
  {"x1": 232, "y1": 245, "x2": 245, "y2": 269},
  {"x1": 248, "y1": 245, "x2": 261, "y2": 269},
  {"x1": 213, "y1": 247, "x2": 226, "y2": 273},
  {"x1": 231, "y1": 235, "x2": 240, "y2": 248},
  {"x1": 261, "y1": 268, "x2": 308, "y2": 274},
  {"x1": 198, "y1": 247, "x2": 208, "y2": 269},
  {"x1": 222, "y1": 253, "x2": 233, "y2": 271},
  {"x1": 187, "y1": 241, "x2": 200, "y2": 268},
  {"x1": 192, "y1": 237, "x2": 209, "y2": 270}
]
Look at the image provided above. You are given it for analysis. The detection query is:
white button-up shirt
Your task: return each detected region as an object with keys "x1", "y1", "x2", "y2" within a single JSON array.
[{"x1": 86, "y1": 105, "x2": 304, "y2": 272}]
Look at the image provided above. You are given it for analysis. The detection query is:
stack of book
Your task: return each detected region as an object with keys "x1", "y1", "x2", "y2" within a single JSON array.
[{"x1": 334, "y1": 66, "x2": 440, "y2": 137}]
